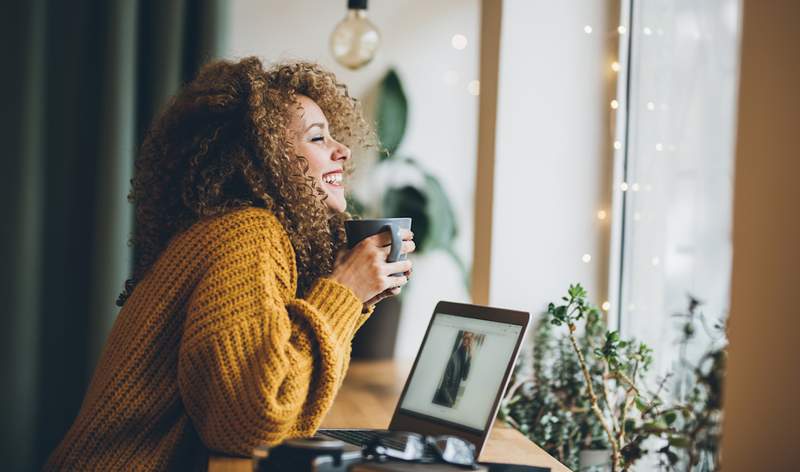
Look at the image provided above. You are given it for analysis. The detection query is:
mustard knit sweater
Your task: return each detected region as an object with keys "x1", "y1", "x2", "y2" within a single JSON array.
[{"x1": 45, "y1": 207, "x2": 371, "y2": 471}]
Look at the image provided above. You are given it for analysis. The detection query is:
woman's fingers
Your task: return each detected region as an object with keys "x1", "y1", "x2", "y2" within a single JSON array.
[
  {"x1": 364, "y1": 231, "x2": 394, "y2": 247},
  {"x1": 364, "y1": 229, "x2": 414, "y2": 248},
  {"x1": 385, "y1": 275, "x2": 408, "y2": 290},
  {"x1": 385, "y1": 260, "x2": 412, "y2": 277},
  {"x1": 378, "y1": 240, "x2": 415, "y2": 256}
]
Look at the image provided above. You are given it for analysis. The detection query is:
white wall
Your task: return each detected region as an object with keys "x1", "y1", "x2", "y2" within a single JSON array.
[
  {"x1": 227, "y1": 0, "x2": 480, "y2": 358},
  {"x1": 489, "y1": 1, "x2": 613, "y2": 316}
]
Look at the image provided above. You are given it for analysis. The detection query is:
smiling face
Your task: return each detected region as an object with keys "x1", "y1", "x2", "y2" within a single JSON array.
[{"x1": 289, "y1": 95, "x2": 351, "y2": 213}]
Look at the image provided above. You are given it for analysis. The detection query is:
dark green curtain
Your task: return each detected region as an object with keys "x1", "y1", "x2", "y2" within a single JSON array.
[{"x1": 0, "y1": 1, "x2": 228, "y2": 470}]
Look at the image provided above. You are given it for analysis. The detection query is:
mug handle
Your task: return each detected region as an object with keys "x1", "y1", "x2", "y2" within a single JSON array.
[{"x1": 383, "y1": 224, "x2": 402, "y2": 262}]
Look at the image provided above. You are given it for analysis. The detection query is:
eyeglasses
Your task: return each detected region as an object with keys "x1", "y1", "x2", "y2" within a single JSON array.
[{"x1": 362, "y1": 431, "x2": 478, "y2": 469}]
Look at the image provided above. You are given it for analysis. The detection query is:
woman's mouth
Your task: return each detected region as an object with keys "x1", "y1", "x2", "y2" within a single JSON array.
[{"x1": 322, "y1": 171, "x2": 344, "y2": 187}]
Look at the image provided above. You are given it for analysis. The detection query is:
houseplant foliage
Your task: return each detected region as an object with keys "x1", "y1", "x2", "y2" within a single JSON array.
[
  {"x1": 350, "y1": 68, "x2": 467, "y2": 283},
  {"x1": 499, "y1": 285, "x2": 726, "y2": 471}
]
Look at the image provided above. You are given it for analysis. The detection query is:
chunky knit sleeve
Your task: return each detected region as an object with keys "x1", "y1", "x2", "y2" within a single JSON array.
[{"x1": 177, "y1": 210, "x2": 367, "y2": 456}]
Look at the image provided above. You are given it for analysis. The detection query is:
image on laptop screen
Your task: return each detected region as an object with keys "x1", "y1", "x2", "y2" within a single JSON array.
[{"x1": 398, "y1": 313, "x2": 523, "y2": 432}]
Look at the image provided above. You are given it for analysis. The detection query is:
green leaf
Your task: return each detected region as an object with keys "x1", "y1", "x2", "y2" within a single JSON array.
[
  {"x1": 634, "y1": 397, "x2": 648, "y2": 412},
  {"x1": 664, "y1": 411, "x2": 678, "y2": 426},
  {"x1": 376, "y1": 69, "x2": 408, "y2": 158},
  {"x1": 419, "y1": 170, "x2": 458, "y2": 250},
  {"x1": 382, "y1": 185, "x2": 429, "y2": 245},
  {"x1": 624, "y1": 418, "x2": 636, "y2": 433},
  {"x1": 668, "y1": 436, "x2": 691, "y2": 448}
]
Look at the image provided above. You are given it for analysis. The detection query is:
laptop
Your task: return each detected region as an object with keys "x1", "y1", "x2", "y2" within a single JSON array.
[{"x1": 317, "y1": 300, "x2": 531, "y2": 460}]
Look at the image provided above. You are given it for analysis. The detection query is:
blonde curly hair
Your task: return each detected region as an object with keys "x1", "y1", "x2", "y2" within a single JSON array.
[{"x1": 118, "y1": 56, "x2": 375, "y2": 305}]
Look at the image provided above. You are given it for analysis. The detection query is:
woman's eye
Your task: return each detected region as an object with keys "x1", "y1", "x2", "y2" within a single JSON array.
[{"x1": 310, "y1": 136, "x2": 324, "y2": 143}]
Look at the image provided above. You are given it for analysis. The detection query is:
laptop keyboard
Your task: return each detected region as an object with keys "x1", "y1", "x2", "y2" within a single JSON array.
[
  {"x1": 321, "y1": 429, "x2": 436, "y2": 460},
  {"x1": 323, "y1": 429, "x2": 396, "y2": 447}
]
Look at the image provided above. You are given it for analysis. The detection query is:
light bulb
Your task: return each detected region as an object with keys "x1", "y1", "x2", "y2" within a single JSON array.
[{"x1": 330, "y1": 0, "x2": 381, "y2": 70}]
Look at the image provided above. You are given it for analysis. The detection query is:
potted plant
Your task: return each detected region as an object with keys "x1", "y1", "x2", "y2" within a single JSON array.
[
  {"x1": 348, "y1": 69, "x2": 466, "y2": 358},
  {"x1": 499, "y1": 284, "x2": 726, "y2": 471}
]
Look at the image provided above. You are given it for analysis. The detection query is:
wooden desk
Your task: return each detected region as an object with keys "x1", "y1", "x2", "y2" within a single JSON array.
[{"x1": 209, "y1": 360, "x2": 571, "y2": 472}]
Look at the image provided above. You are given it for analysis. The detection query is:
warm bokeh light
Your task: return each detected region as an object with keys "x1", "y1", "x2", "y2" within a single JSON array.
[
  {"x1": 451, "y1": 34, "x2": 467, "y2": 50},
  {"x1": 467, "y1": 80, "x2": 480, "y2": 96}
]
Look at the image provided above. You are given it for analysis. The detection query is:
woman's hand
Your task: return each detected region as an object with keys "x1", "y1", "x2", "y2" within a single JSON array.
[{"x1": 329, "y1": 229, "x2": 415, "y2": 308}]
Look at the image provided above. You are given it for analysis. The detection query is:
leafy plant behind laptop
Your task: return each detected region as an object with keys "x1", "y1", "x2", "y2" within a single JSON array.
[{"x1": 499, "y1": 284, "x2": 726, "y2": 472}]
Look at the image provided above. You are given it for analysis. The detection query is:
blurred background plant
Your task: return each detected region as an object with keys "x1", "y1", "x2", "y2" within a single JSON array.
[
  {"x1": 347, "y1": 68, "x2": 467, "y2": 358},
  {"x1": 349, "y1": 68, "x2": 468, "y2": 286},
  {"x1": 500, "y1": 285, "x2": 727, "y2": 471}
]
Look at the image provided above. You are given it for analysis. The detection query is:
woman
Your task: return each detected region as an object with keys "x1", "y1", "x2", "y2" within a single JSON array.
[{"x1": 45, "y1": 57, "x2": 414, "y2": 470}]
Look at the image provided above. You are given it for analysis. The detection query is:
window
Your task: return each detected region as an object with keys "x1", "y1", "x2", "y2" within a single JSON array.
[{"x1": 610, "y1": 0, "x2": 742, "y2": 375}]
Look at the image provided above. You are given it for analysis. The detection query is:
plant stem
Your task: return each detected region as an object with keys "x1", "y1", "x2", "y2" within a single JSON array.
[
  {"x1": 601, "y1": 364, "x2": 619, "y2": 435},
  {"x1": 567, "y1": 323, "x2": 621, "y2": 471}
]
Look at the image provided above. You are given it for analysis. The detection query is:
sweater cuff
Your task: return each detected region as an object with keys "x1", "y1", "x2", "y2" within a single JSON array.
[{"x1": 304, "y1": 278, "x2": 364, "y2": 342}]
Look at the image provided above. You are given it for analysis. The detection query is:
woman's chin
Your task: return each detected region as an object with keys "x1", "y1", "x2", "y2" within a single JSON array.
[{"x1": 325, "y1": 195, "x2": 347, "y2": 214}]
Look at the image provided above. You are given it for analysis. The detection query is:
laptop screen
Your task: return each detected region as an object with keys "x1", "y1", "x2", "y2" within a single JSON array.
[{"x1": 398, "y1": 313, "x2": 523, "y2": 431}]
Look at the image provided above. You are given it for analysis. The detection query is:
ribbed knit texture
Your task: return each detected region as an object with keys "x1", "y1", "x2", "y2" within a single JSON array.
[{"x1": 44, "y1": 207, "x2": 370, "y2": 471}]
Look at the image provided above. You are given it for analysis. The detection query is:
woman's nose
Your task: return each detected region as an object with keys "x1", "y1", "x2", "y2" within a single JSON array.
[{"x1": 333, "y1": 141, "x2": 351, "y2": 162}]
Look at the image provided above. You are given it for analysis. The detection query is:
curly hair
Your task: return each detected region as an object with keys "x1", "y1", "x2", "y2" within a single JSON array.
[{"x1": 117, "y1": 57, "x2": 375, "y2": 306}]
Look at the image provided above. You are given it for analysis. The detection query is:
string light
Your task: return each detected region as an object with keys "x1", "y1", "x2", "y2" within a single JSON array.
[
  {"x1": 647, "y1": 101, "x2": 656, "y2": 111},
  {"x1": 633, "y1": 212, "x2": 641, "y2": 221},
  {"x1": 620, "y1": 182, "x2": 629, "y2": 191},
  {"x1": 655, "y1": 143, "x2": 664, "y2": 151},
  {"x1": 582, "y1": 254, "x2": 592, "y2": 263},
  {"x1": 451, "y1": 34, "x2": 468, "y2": 50},
  {"x1": 651, "y1": 257, "x2": 660, "y2": 266},
  {"x1": 602, "y1": 301, "x2": 611, "y2": 311},
  {"x1": 584, "y1": 25, "x2": 593, "y2": 34},
  {"x1": 614, "y1": 141, "x2": 622, "y2": 150},
  {"x1": 611, "y1": 61, "x2": 621, "y2": 72},
  {"x1": 467, "y1": 80, "x2": 480, "y2": 96},
  {"x1": 643, "y1": 27, "x2": 652, "y2": 36},
  {"x1": 610, "y1": 99, "x2": 619, "y2": 110},
  {"x1": 618, "y1": 25, "x2": 627, "y2": 35},
  {"x1": 597, "y1": 210, "x2": 608, "y2": 220},
  {"x1": 631, "y1": 182, "x2": 641, "y2": 192}
]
